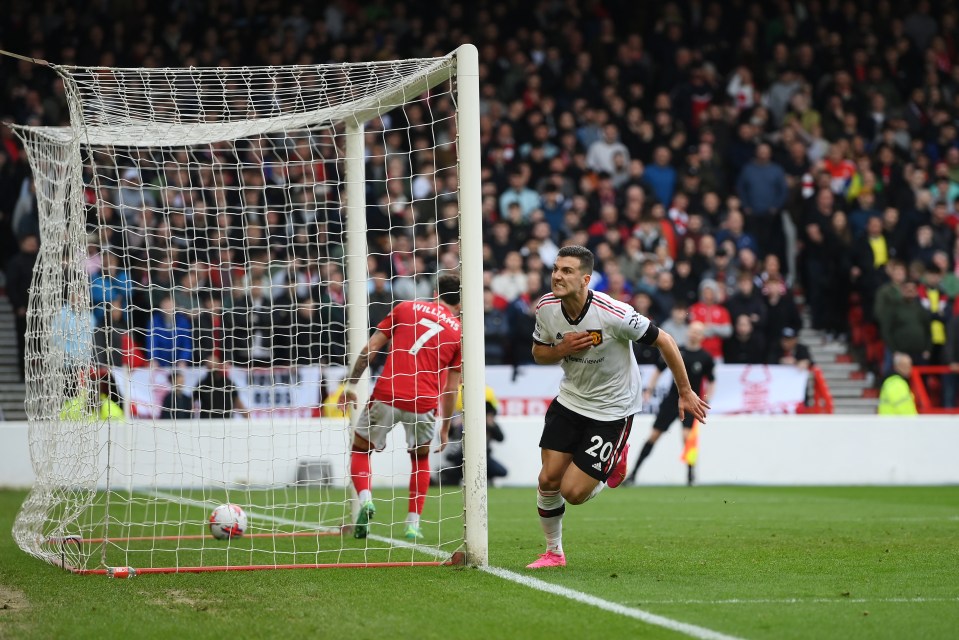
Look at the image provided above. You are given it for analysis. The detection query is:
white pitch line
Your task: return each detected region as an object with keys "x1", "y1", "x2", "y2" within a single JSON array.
[
  {"x1": 147, "y1": 489, "x2": 452, "y2": 560},
  {"x1": 480, "y1": 566, "x2": 745, "y2": 640},
  {"x1": 147, "y1": 490, "x2": 742, "y2": 639}
]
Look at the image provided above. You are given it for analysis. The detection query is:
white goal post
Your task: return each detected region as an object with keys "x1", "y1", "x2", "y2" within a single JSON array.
[{"x1": 10, "y1": 44, "x2": 487, "y2": 574}]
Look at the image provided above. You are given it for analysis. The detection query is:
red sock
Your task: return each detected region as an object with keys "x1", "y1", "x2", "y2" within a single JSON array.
[
  {"x1": 409, "y1": 453, "x2": 431, "y2": 515},
  {"x1": 351, "y1": 448, "x2": 372, "y2": 495}
]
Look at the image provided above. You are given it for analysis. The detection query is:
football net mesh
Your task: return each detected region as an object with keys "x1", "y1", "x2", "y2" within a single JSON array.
[{"x1": 11, "y1": 53, "x2": 473, "y2": 573}]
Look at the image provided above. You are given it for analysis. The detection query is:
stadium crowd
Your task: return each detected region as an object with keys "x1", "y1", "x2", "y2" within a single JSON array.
[{"x1": 2, "y1": 0, "x2": 959, "y2": 408}]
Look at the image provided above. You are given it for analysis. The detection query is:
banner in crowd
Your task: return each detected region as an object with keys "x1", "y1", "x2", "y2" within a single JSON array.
[
  {"x1": 111, "y1": 366, "x2": 324, "y2": 419},
  {"x1": 486, "y1": 364, "x2": 809, "y2": 416},
  {"x1": 111, "y1": 363, "x2": 808, "y2": 419}
]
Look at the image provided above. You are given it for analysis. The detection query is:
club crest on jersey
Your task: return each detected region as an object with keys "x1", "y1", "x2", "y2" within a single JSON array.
[{"x1": 586, "y1": 330, "x2": 603, "y2": 345}]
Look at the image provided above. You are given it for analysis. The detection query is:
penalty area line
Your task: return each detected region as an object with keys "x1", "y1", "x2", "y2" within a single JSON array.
[{"x1": 480, "y1": 565, "x2": 745, "y2": 640}]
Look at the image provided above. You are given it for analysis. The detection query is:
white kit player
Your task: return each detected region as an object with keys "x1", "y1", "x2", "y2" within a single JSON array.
[{"x1": 526, "y1": 245, "x2": 709, "y2": 569}]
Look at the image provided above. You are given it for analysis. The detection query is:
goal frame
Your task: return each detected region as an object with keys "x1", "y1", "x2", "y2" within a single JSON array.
[{"x1": 10, "y1": 43, "x2": 488, "y2": 573}]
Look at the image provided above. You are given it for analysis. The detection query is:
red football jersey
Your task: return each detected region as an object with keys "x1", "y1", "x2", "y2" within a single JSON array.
[
  {"x1": 688, "y1": 302, "x2": 731, "y2": 359},
  {"x1": 371, "y1": 300, "x2": 462, "y2": 413}
]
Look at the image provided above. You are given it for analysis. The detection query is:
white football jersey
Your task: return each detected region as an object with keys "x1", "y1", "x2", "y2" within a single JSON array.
[{"x1": 533, "y1": 290, "x2": 653, "y2": 420}]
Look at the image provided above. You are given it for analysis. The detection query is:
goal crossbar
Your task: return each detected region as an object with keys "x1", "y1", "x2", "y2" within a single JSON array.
[{"x1": 47, "y1": 57, "x2": 455, "y2": 146}]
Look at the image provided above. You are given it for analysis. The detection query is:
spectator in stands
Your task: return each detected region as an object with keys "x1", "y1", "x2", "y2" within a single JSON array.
[
  {"x1": 60, "y1": 369, "x2": 124, "y2": 422},
  {"x1": 93, "y1": 298, "x2": 126, "y2": 369},
  {"x1": 761, "y1": 276, "x2": 802, "y2": 350},
  {"x1": 90, "y1": 253, "x2": 133, "y2": 329},
  {"x1": 877, "y1": 352, "x2": 918, "y2": 415},
  {"x1": 919, "y1": 266, "x2": 951, "y2": 367},
  {"x1": 848, "y1": 190, "x2": 882, "y2": 239},
  {"x1": 689, "y1": 278, "x2": 731, "y2": 361},
  {"x1": 490, "y1": 251, "x2": 529, "y2": 303},
  {"x1": 291, "y1": 298, "x2": 324, "y2": 365},
  {"x1": 736, "y1": 144, "x2": 788, "y2": 261},
  {"x1": 391, "y1": 255, "x2": 434, "y2": 301},
  {"x1": 724, "y1": 315, "x2": 767, "y2": 365},
  {"x1": 160, "y1": 370, "x2": 195, "y2": 420},
  {"x1": 56, "y1": 287, "x2": 93, "y2": 372},
  {"x1": 768, "y1": 327, "x2": 813, "y2": 370},
  {"x1": 146, "y1": 295, "x2": 192, "y2": 367},
  {"x1": 801, "y1": 220, "x2": 834, "y2": 334},
  {"x1": 483, "y1": 288, "x2": 510, "y2": 365},
  {"x1": 725, "y1": 271, "x2": 767, "y2": 333},
  {"x1": 539, "y1": 183, "x2": 570, "y2": 236},
  {"x1": 714, "y1": 209, "x2": 758, "y2": 255},
  {"x1": 192, "y1": 294, "x2": 223, "y2": 367},
  {"x1": 498, "y1": 165, "x2": 539, "y2": 221},
  {"x1": 650, "y1": 270, "x2": 677, "y2": 323},
  {"x1": 944, "y1": 309, "x2": 959, "y2": 408},
  {"x1": 507, "y1": 271, "x2": 545, "y2": 366},
  {"x1": 586, "y1": 124, "x2": 630, "y2": 175},
  {"x1": 873, "y1": 259, "x2": 908, "y2": 337},
  {"x1": 319, "y1": 276, "x2": 348, "y2": 368},
  {"x1": 367, "y1": 272, "x2": 394, "y2": 332},
  {"x1": 660, "y1": 301, "x2": 689, "y2": 347},
  {"x1": 12, "y1": 178, "x2": 39, "y2": 242},
  {"x1": 644, "y1": 146, "x2": 677, "y2": 206},
  {"x1": 194, "y1": 357, "x2": 245, "y2": 419},
  {"x1": 6, "y1": 234, "x2": 38, "y2": 381},
  {"x1": 880, "y1": 280, "x2": 932, "y2": 371}
]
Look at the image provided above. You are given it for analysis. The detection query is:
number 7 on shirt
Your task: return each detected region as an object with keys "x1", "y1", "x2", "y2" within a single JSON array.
[{"x1": 409, "y1": 318, "x2": 445, "y2": 355}]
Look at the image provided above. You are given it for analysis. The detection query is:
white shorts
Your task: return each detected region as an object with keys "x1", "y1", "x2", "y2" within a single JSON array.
[{"x1": 354, "y1": 400, "x2": 437, "y2": 451}]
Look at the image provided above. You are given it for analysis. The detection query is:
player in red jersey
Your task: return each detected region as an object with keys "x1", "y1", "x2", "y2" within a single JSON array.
[{"x1": 341, "y1": 274, "x2": 462, "y2": 541}]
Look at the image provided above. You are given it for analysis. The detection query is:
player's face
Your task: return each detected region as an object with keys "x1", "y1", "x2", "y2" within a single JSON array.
[{"x1": 551, "y1": 256, "x2": 589, "y2": 299}]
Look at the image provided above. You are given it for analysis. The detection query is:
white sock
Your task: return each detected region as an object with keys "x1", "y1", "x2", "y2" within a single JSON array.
[
  {"x1": 583, "y1": 481, "x2": 605, "y2": 503},
  {"x1": 358, "y1": 489, "x2": 372, "y2": 504},
  {"x1": 536, "y1": 487, "x2": 565, "y2": 554},
  {"x1": 406, "y1": 512, "x2": 420, "y2": 526}
]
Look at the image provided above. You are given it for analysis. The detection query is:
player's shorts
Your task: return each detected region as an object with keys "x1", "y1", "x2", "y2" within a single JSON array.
[
  {"x1": 354, "y1": 400, "x2": 436, "y2": 451},
  {"x1": 539, "y1": 398, "x2": 632, "y2": 482},
  {"x1": 652, "y1": 398, "x2": 696, "y2": 433}
]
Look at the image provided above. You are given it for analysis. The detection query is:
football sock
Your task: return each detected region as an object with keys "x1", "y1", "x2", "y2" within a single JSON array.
[
  {"x1": 409, "y1": 453, "x2": 431, "y2": 515},
  {"x1": 350, "y1": 447, "x2": 372, "y2": 497},
  {"x1": 406, "y1": 511, "x2": 420, "y2": 525},
  {"x1": 536, "y1": 487, "x2": 565, "y2": 553}
]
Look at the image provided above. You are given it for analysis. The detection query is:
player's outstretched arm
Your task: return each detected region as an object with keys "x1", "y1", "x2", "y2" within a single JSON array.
[
  {"x1": 653, "y1": 330, "x2": 710, "y2": 423},
  {"x1": 341, "y1": 330, "x2": 389, "y2": 408},
  {"x1": 435, "y1": 368, "x2": 462, "y2": 453},
  {"x1": 532, "y1": 331, "x2": 595, "y2": 365}
]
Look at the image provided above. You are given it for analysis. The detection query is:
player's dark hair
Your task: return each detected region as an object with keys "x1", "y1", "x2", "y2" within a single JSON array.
[
  {"x1": 437, "y1": 273, "x2": 461, "y2": 305},
  {"x1": 557, "y1": 245, "x2": 595, "y2": 275}
]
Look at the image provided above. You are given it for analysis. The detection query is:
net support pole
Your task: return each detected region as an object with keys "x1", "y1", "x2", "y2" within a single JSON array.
[
  {"x1": 345, "y1": 121, "x2": 370, "y2": 404},
  {"x1": 455, "y1": 43, "x2": 489, "y2": 567}
]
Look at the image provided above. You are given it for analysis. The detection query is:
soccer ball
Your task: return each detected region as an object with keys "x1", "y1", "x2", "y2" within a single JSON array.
[{"x1": 209, "y1": 504, "x2": 248, "y2": 540}]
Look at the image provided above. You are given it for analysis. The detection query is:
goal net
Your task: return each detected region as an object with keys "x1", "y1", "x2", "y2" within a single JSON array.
[{"x1": 10, "y1": 45, "x2": 487, "y2": 575}]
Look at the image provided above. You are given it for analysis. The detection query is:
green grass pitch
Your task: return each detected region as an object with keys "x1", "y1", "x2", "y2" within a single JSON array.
[{"x1": 1, "y1": 485, "x2": 957, "y2": 639}]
